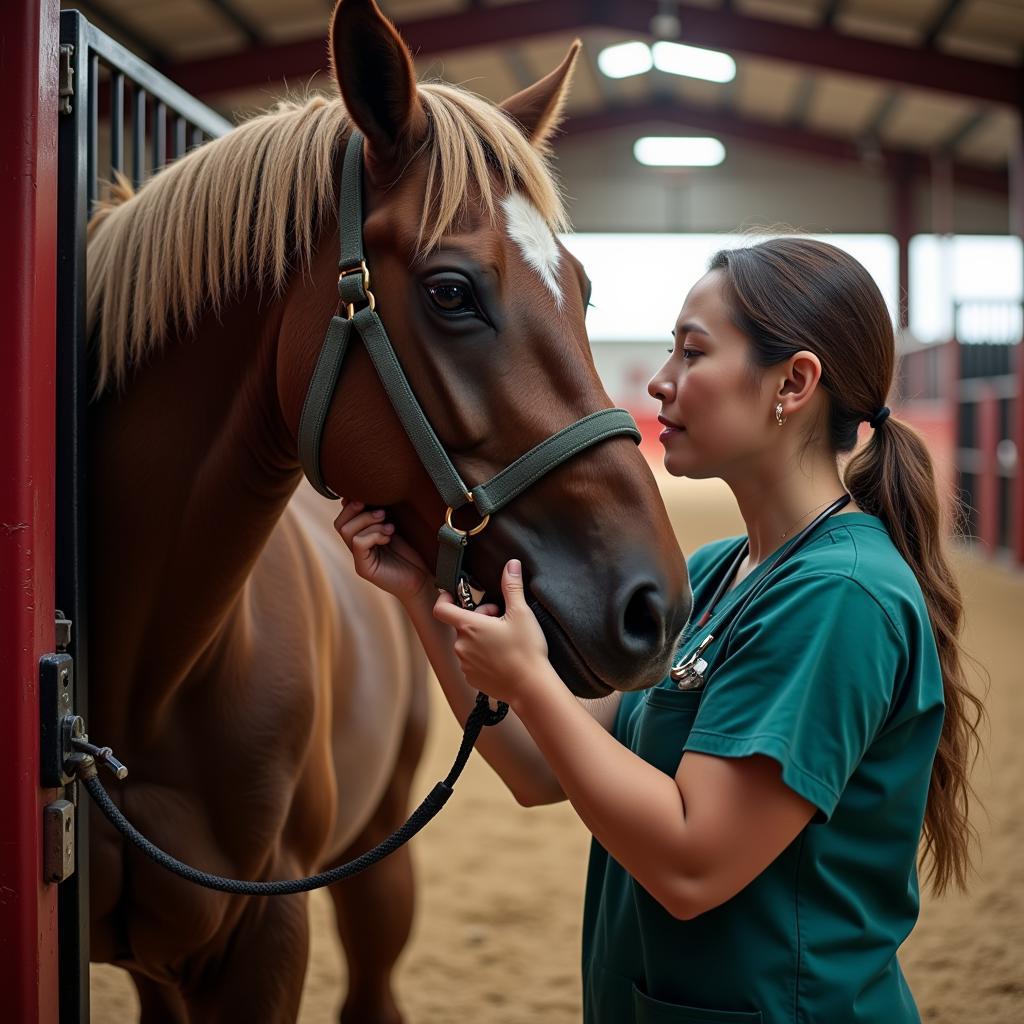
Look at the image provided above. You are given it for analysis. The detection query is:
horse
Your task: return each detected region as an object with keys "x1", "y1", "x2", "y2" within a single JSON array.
[{"x1": 83, "y1": 0, "x2": 692, "y2": 1019}]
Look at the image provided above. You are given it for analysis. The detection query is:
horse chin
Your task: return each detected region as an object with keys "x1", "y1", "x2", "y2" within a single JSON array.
[{"x1": 528, "y1": 596, "x2": 622, "y2": 699}]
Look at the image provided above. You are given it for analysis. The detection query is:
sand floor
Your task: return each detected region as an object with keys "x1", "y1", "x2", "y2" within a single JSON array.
[{"x1": 90, "y1": 475, "x2": 1023, "y2": 1022}]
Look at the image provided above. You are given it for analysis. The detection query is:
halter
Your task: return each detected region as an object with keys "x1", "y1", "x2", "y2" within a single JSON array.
[{"x1": 298, "y1": 131, "x2": 643, "y2": 604}]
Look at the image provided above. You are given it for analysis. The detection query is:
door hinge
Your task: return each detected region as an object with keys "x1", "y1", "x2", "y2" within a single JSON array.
[
  {"x1": 59, "y1": 44, "x2": 75, "y2": 116},
  {"x1": 44, "y1": 799, "x2": 76, "y2": 884}
]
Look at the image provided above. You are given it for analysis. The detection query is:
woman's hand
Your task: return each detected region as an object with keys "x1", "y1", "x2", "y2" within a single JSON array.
[
  {"x1": 333, "y1": 499, "x2": 431, "y2": 604},
  {"x1": 432, "y1": 559, "x2": 555, "y2": 706}
]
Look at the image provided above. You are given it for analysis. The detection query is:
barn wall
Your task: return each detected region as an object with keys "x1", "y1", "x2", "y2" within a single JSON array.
[{"x1": 555, "y1": 130, "x2": 1009, "y2": 235}]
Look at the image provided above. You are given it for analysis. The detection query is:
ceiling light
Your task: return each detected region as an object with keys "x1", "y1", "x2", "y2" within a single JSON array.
[
  {"x1": 597, "y1": 41, "x2": 654, "y2": 79},
  {"x1": 634, "y1": 137, "x2": 726, "y2": 167},
  {"x1": 651, "y1": 41, "x2": 736, "y2": 83}
]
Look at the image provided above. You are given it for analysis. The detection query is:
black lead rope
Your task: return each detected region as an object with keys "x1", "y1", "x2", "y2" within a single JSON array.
[{"x1": 79, "y1": 692, "x2": 508, "y2": 896}]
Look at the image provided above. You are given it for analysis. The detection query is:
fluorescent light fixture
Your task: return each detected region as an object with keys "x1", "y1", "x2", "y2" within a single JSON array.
[
  {"x1": 597, "y1": 41, "x2": 653, "y2": 79},
  {"x1": 634, "y1": 136, "x2": 726, "y2": 167},
  {"x1": 651, "y1": 41, "x2": 736, "y2": 83}
]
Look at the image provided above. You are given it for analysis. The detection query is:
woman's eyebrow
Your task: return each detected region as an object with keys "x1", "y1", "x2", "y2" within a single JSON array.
[{"x1": 671, "y1": 322, "x2": 710, "y2": 338}]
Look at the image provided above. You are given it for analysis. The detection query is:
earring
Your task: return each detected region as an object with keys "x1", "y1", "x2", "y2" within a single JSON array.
[{"x1": 775, "y1": 402, "x2": 786, "y2": 427}]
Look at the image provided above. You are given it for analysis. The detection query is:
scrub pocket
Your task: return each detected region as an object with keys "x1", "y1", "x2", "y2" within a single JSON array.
[
  {"x1": 632, "y1": 687, "x2": 702, "y2": 777},
  {"x1": 632, "y1": 984, "x2": 763, "y2": 1024}
]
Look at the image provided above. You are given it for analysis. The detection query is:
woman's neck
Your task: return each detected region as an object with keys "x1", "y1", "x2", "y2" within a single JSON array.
[{"x1": 724, "y1": 456, "x2": 851, "y2": 567}]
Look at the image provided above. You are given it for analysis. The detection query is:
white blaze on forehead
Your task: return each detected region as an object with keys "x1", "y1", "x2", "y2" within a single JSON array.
[{"x1": 501, "y1": 192, "x2": 563, "y2": 306}]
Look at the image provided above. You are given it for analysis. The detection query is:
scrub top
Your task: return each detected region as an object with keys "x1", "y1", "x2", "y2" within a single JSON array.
[{"x1": 582, "y1": 511, "x2": 945, "y2": 1024}]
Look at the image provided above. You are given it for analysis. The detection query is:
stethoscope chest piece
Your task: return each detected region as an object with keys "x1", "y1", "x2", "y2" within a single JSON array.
[{"x1": 670, "y1": 634, "x2": 714, "y2": 691}]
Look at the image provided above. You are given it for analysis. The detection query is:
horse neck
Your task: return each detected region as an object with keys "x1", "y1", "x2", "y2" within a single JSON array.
[{"x1": 88, "y1": 291, "x2": 300, "y2": 735}]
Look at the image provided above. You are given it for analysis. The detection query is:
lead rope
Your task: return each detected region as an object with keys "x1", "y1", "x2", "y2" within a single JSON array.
[{"x1": 76, "y1": 691, "x2": 507, "y2": 896}]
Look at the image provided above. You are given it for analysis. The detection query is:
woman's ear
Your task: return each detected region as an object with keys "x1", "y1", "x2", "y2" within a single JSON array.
[
  {"x1": 777, "y1": 351, "x2": 823, "y2": 413},
  {"x1": 328, "y1": 0, "x2": 428, "y2": 176}
]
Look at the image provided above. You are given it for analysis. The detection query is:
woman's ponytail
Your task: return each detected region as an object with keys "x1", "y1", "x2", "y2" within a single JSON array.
[{"x1": 845, "y1": 416, "x2": 984, "y2": 895}]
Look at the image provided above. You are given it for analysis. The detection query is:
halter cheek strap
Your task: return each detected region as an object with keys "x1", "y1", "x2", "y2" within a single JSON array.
[{"x1": 298, "y1": 131, "x2": 643, "y2": 600}]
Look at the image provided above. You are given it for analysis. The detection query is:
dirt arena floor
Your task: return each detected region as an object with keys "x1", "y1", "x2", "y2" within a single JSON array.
[{"x1": 91, "y1": 474, "x2": 1023, "y2": 1023}]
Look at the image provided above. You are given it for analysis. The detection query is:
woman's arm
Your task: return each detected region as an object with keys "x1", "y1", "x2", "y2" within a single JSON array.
[
  {"x1": 434, "y1": 561, "x2": 817, "y2": 920},
  {"x1": 509, "y1": 668, "x2": 815, "y2": 918},
  {"x1": 402, "y1": 581, "x2": 621, "y2": 807}
]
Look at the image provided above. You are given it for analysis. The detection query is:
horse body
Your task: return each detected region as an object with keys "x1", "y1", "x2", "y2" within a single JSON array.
[
  {"x1": 83, "y1": 2, "x2": 692, "y2": 1019},
  {"x1": 87, "y1": 290, "x2": 426, "y2": 1019}
]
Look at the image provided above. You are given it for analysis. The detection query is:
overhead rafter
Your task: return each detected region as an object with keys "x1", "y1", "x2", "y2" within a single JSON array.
[
  {"x1": 554, "y1": 98, "x2": 1008, "y2": 196},
  {"x1": 787, "y1": 74, "x2": 817, "y2": 126},
  {"x1": 602, "y1": 1, "x2": 1017, "y2": 106},
  {"x1": 158, "y1": 0, "x2": 1022, "y2": 107},
  {"x1": 863, "y1": 93, "x2": 902, "y2": 141},
  {"x1": 204, "y1": 0, "x2": 264, "y2": 47},
  {"x1": 72, "y1": 0, "x2": 170, "y2": 66},
  {"x1": 923, "y1": 0, "x2": 964, "y2": 49},
  {"x1": 940, "y1": 109, "x2": 990, "y2": 153},
  {"x1": 821, "y1": 0, "x2": 845, "y2": 30},
  {"x1": 503, "y1": 49, "x2": 537, "y2": 92}
]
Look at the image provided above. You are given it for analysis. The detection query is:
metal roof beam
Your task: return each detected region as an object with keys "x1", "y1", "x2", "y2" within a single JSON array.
[
  {"x1": 939, "y1": 108, "x2": 991, "y2": 153},
  {"x1": 923, "y1": 0, "x2": 964, "y2": 49},
  {"x1": 787, "y1": 74, "x2": 816, "y2": 126},
  {"x1": 158, "y1": 0, "x2": 1022, "y2": 107},
  {"x1": 600, "y1": 1, "x2": 1019, "y2": 106},
  {"x1": 863, "y1": 92, "x2": 901, "y2": 140},
  {"x1": 204, "y1": 0, "x2": 264, "y2": 47},
  {"x1": 821, "y1": 0, "x2": 845, "y2": 29},
  {"x1": 555, "y1": 99, "x2": 1008, "y2": 196},
  {"x1": 503, "y1": 49, "x2": 537, "y2": 91},
  {"x1": 71, "y1": 0, "x2": 170, "y2": 66}
]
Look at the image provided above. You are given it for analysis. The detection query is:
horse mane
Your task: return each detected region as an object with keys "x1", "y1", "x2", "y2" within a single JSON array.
[{"x1": 87, "y1": 85, "x2": 568, "y2": 396}]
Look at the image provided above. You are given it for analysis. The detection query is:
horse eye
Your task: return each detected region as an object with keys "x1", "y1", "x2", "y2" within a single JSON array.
[{"x1": 427, "y1": 282, "x2": 475, "y2": 314}]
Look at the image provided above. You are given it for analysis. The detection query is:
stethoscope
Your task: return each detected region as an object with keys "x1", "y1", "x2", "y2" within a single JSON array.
[{"x1": 670, "y1": 493, "x2": 853, "y2": 691}]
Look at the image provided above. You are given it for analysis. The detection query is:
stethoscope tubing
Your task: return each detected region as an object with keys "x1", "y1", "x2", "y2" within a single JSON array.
[{"x1": 673, "y1": 493, "x2": 853, "y2": 685}]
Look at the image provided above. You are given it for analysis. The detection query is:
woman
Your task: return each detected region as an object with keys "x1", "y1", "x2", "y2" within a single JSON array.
[{"x1": 334, "y1": 238, "x2": 982, "y2": 1023}]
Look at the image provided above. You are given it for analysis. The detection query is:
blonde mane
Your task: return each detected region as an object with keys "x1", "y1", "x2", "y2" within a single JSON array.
[{"x1": 87, "y1": 85, "x2": 568, "y2": 396}]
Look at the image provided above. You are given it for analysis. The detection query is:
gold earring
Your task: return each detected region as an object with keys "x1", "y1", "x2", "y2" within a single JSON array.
[{"x1": 775, "y1": 402, "x2": 785, "y2": 427}]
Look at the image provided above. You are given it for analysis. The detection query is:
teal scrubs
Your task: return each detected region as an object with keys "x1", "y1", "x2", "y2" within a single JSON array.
[{"x1": 582, "y1": 512, "x2": 945, "y2": 1024}]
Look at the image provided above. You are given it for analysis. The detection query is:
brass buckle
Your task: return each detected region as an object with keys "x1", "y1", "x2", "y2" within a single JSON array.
[
  {"x1": 338, "y1": 260, "x2": 376, "y2": 320},
  {"x1": 338, "y1": 259, "x2": 370, "y2": 292},
  {"x1": 445, "y1": 494, "x2": 491, "y2": 538}
]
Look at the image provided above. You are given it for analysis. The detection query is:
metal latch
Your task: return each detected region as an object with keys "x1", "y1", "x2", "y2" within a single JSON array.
[
  {"x1": 40, "y1": 612, "x2": 130, "y2": 883},
  {"x1": 40, "y1": 649, "x2": 76, "y2": 787},
  {"x1": 59, "y1": 44, "x2": 74, "y2": 115}
]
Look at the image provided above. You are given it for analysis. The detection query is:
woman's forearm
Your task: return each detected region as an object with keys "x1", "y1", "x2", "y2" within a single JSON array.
[
  {"x1": 401, "y1": 586, "x2": 567, "y2": 806},
  {"x1": 510, "y1": 664, "x2": 696, "y2": 917}
]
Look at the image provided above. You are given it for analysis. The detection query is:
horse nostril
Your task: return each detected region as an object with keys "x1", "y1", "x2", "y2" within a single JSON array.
[{"x1": 619, "y1": 583, "x2": 665, "y2": 656}]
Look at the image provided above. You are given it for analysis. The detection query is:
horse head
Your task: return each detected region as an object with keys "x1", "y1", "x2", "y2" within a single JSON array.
[{"x1": 278, "y1": 0, "x2": 692, "y2": 697}]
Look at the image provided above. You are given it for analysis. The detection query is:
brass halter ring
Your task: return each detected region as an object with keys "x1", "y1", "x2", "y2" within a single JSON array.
[
  {"x1": 445, "y1": 497, "x2": 491, "y2": 538},
  {"x1": 338, "y1": 260, "x2": 376, "y2": 320}
]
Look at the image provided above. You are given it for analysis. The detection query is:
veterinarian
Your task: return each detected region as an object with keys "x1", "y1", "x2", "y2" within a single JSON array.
[{"x1": 334, "y1": 237, "x2": 981, "y2": 1023}]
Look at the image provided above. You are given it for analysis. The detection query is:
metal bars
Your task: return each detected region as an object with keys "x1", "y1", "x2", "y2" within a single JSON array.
[
  {"x1": 63, "y1": 10, "x2": 231, "y2": 216},
  {"x1": 55, "y1": 11, "x2": 231, "y2": 1022}
]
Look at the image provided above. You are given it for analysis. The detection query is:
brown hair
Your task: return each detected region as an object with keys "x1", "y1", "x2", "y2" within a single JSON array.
[{"x1": 709, "y1": 236, "x2": 984, "y2": 896}]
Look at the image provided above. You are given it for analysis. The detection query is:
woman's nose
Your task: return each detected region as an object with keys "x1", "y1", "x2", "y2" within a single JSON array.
[{"x1": 648, "y1": 374, "x2": 673, "y2": 402}]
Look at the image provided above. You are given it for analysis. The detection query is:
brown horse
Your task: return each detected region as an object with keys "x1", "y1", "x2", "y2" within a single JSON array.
[{"x1": 83, "y1": 0, "x2": 691, "y2": 1019}]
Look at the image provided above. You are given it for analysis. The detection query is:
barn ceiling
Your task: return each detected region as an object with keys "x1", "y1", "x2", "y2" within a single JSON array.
[{"x1": 61, "y1": 0, "x2": 1024, "y2": 192}]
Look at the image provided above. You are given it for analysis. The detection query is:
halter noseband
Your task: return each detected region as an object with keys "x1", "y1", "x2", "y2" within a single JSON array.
[{"x1": 298, "y1": 131, "x2": 642, "y2": 604}]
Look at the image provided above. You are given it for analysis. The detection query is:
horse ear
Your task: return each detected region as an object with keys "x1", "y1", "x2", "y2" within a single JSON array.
[
  {"x1": 328, "y1": 0, "x2": 428, "y2": 169},
  {"x1": 500, "y1": 41, "x2": 581, "y2": 148}
]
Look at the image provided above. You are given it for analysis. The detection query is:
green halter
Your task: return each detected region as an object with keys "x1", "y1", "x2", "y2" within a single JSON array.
[{"x1": 298, "y1": 131, "x2": 642, "y2": 603}]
